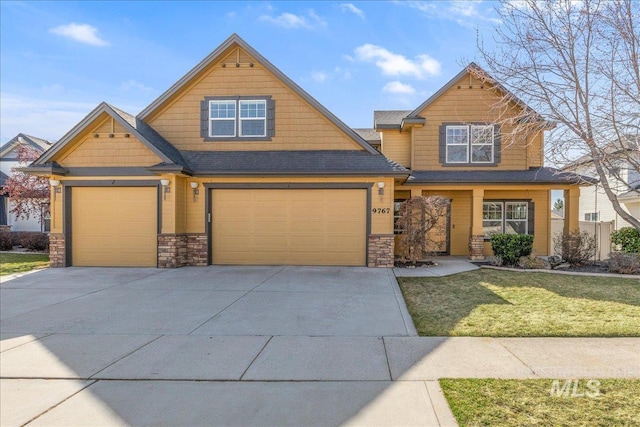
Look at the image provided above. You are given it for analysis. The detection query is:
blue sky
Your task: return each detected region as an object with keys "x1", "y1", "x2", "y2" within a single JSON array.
[{"x1": 0, "y1": 1, "x2": 504, "y2": 144}]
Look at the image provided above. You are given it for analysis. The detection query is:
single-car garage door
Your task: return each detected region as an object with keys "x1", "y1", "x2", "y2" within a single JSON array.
[
  {"x1": 72, "y1": 187, "x2": 157, "y2": 267},
  {"x1": 212, "y1": 189, "x2": 367, "y2": 266}
]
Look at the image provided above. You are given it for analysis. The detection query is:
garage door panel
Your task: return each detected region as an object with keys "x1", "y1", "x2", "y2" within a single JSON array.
[
  {"x1": 212, "y1": 189, "x2": 366, "y2": 266},
  {"x1": 72, "y1": 187, "x2": 157, "y2": 267}
]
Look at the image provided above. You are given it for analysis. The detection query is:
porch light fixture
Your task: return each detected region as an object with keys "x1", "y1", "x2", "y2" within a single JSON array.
[
  {"x1": 160, "y1": 179, "x2": 170, "y2": 199},
  {"x1": 190, "y1": 181, "x2": 199, "y2": 201},
  {"x1": 377, "y1": 181, "x2": 385, "y2": 196},
  {"x1": 49, "y1": 179, "x2": 61, "y2": 201}
]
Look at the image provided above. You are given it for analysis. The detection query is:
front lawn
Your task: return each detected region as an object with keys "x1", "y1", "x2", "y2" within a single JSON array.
[
  {"x1": 0, "y1": 253, "x2": 49, "y2": 276},
  {"x1": 398, "y1": 269, "x2": 640, "y2": 337},
  {"x1": 440, "y1": 378, "x2": 640, "y2": 427}
]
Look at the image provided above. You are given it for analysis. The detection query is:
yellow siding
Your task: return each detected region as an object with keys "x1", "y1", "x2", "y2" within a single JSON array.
[
  {"x1": 411, "y1": 74, "x2": 535, "y2": 171},
  {"x1": 381, "y1": 130, "x2": 411, "y2": 168},
  {"x1": 212, "y1": 189, "x2": 366, "y2": 265},
  {"x1": 526, "y1": 132, "x2": 544, "y2": 168},
  {"x1": 50, "y1": 186, "x2": 63, "y2": 234},
  {"x1": 161, "y1": 176, "x2": 175, "y2": 234},
  {"x1": 422, "y1": 189, "x2": 472, "y2": 256},
  {"x1": 175, "y1": 176, "x2": 188, "y2": 234},
  {"x1": 71, "y1": 187, "x2": 157, "y2": 267},
  {"x1": 147, "y1": 47, "x2": 364, "y2": 152},
  {"x1": 58, "y1": 118, "x2": 162, "y2": 167}
]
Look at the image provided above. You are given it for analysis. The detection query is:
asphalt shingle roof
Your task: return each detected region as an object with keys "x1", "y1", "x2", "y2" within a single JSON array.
[
  {"x1": 407, "y1": 167, "x2": 597, "y2": 185},
  {"x1": 181, "y1": 150, "x2": 408, "y2": 175},
  {"x1": 353, "y1": 128, "x2": 380, "y2": 143},
  {"x1": 374, "y1": 110, "x2": 411, "y2": 128}
]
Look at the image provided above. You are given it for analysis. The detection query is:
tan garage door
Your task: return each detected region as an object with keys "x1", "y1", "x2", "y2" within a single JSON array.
[
  {"x1": 72, "y1": 187, "x2": 157, "y2": 267},
  {"x1": 212, "y1": 189, "x2": 366, "y2": 266}
]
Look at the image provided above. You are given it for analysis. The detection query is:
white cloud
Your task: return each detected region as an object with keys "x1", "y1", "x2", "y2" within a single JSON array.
[
  {"x1": 311, "y1": 71, "x2": 328, "y2": 83},
  {"x1": 402, "y1": 1, "x2": 502, "y2": 27},
  {"x1": 383, "y1": 81, "x2": 416, "y2": 95},
  {"x1": 120, "y1": 79, "x2": 156, "y2": 94},
  {"x1": 340, "y1": 3, "x2": 365, "y2": 19},
  {"x1": 49, "y1": 23, "x2": 110, "y2": 47},
  {"x1": 353, "y1": 44, "x2": 441, "y2": 79},
  {"x1": 259, "y1": 9, "x2": 327, "y2": 30}
]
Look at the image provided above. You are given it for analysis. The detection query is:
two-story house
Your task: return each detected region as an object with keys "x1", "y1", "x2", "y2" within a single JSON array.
[
  {"x1": 1, "y1": 133, "x2": 53, "y2": 232},
  {"x1": 25, "y1": 34, "x2": 590, "y2": 268},
  {"x1": 563, "y1": 138, "x2": 640, "y2": 230},
  {"x1": 366, "y1": 63, "x2": 593, "y2": 259},
  {"x1": 25, "y1": 34, "x2": 406, "y2": 268}
]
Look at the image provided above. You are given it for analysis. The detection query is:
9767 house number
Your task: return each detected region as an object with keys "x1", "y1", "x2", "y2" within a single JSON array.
[{"x1": 371, "y1": 208, "x2": 390, "y2": 214}]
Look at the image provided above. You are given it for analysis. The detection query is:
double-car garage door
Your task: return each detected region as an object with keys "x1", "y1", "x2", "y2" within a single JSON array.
[
  {"x1": 212, "y1": 189, "x2": 367, "y2": 266},
  {"x1": 70, "y1": 187, "x2": 367, "y2": 267}
]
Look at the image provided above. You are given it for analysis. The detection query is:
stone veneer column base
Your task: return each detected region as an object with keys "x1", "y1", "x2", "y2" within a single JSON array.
[
  {"x1": 186, "y1": 234, "x2": 208, "y2": 266},
  {"x1": 157, "y1": 234, "x2": 187, "y2": 268},
  {"x1": 469, "y1": 235, "x2": 485, "y2": 260},
  {"x1": 368, "y1": 234, "x2": 395, "y2": 268},
  {"x1": 49, "y1": 233, "x2": 66, "y2": 267}
]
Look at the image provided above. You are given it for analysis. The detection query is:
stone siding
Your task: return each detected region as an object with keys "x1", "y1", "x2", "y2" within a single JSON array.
[
  {"x1": 368, "y1": 234, "x2": 394, "y2": 267},
  {"x1": 469, "y1": 235, "x2": 485, "y2": 260},
  {"x1": 186, "y1": 234, "x2": 208, "y2": 266},
  {"x1": 157, "y1": 234, "x2": 187, "y2": 268},
  {"x1": 49, "y1": 233, "x2": 66, "y2": 267}
]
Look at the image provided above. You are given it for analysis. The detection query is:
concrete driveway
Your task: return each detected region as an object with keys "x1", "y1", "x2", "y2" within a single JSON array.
[{"x1": 2, "y1": 266, "x2": 458, "y2": 427}]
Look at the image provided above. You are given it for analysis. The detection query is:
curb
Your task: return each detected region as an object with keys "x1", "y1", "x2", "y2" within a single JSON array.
[
  {"x1": 480, "y1": 264, "x2": 640, "y2": 279},
  {"x1": 388, "y1": 268, "x2": 419, "y2": 337}
]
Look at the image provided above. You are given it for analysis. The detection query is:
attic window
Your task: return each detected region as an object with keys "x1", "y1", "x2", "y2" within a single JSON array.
[
  {"x1": 201, "y1": 96, "x2": 275, "y2": 141},
  {"x1": 439, "y1": 123, "x2": 501, "y2": 166}
]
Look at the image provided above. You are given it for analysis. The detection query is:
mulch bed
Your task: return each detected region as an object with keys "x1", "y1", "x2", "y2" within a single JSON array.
[
  {"x1": 472, "y1": 261, "x2": 612, "y2": 274},
  {"x1": 394, "y1": 260, "x2": 436, "y2": 268}
]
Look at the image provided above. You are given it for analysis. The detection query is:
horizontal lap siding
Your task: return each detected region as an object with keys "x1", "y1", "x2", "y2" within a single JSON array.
[
  {"x1": 381, "y1": 131, "x2": 411, "y2": 168},
  {"x1": 147, "y1": 48, "x2": 364, "y2": 152},
  {"x1": 412, "y1": 74, "x2": 538, "y2": 171}
]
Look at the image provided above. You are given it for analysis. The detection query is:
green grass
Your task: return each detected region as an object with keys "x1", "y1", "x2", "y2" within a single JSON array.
[
  {"x1": 440, "y1": 378, "x2": 640, "y2": 427},
  {"x1": 0, "y1": 253, "x2": 49, "y2": 276},
  {"x1": 398, "y1": 269, "x2": 640, "y2": 337}
]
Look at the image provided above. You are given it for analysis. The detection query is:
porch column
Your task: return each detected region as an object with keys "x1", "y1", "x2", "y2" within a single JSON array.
[
  {"x1": 469, "y1": 188, "x2": 485, "y2": 260},
  {"x1": 563, "y1": 187, "x2": 580, "y2": 235},
  {"x1": 410, "y1": 188, "x2": 422, "y2": 198}
]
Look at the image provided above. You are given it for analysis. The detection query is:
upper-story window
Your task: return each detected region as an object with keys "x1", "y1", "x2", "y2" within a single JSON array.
[
  {"x1": 440, "y1": 123, "x2": 500, "y2": 166},
  {"x1": 201, "y1": 96, "x2": 274, "y2": 141}
]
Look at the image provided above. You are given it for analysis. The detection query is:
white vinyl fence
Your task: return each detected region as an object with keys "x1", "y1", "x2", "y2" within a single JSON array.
[{"x1": 550, "y1": 219, "x2": 614, "y2": 261}]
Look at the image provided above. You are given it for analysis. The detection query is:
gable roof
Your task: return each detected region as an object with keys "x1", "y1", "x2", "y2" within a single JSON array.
[
  {"x1": 562, "y1": 136, "x2": 639, "y2": 169},
  {"x1": 32, "y1": 102, "x2": 187, "y2": 169},
  {"x1": 373, "y1": 110, "x2": 412, "y2": 130},
  {"x1": 0, "y1": 133, "x2": 53, "y2": 158},
  {"x1": 406, "y1": 62, "x2": 546, "y2": 124},
  {"x1": 353, "y1": 128, "x2": 380, "y2": 145},
  {"x1": 137, "y1": 33, "x2": 378, "y2": 155}
]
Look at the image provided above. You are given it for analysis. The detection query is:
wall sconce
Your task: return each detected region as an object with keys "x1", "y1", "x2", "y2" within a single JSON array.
[
  {"x1": 50, "y1": 178, "x2": 61, "y2": 201},
  {"x1": 190, "y1": 181, "x2": 199, "y2": 202},
  {"x1": 160, "y1": 179, "x2": 170, "y2": 200},
  {"x1": 377, "y1": 181, "x2": 385, "y2": 196}
]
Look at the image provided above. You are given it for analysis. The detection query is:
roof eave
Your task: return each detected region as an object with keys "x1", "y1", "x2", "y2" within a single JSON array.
[
  {"x1": 190, "y1": 170, "x2": 409, "y2": 177},
  {"x1": 146, "y1": 164, "x2": 193, "y2": 176},
  {"x1": 20, "y1": 163, "x2": 69, "y2": 176}
]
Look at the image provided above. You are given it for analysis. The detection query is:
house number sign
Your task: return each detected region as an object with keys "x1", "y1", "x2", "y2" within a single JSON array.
[{"x1": 371, "y1": 208, "x2": 391, "y2": 214}]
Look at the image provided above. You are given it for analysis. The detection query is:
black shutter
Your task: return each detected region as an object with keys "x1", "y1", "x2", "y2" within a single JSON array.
[
  {"x1": 439, "y1": 124, "x2": 446, "y2": 164},
  {"x1": 527, "y1": 202, "x2": 535, "y2": 235},
  {"x1": 267, "y1": 98, "x2": 275, "y2": 138},
  {"x1": 200, "y1": 100, "x2": 209, "y2": 139},
  {"x1": 493, "y1": 124, "x2": 501, "y2": 165}
]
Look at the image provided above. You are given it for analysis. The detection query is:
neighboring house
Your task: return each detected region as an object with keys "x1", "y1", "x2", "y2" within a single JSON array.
[
  {"x1": 26, "y1": 34, "x2": 405, "y2": 268},
  {"x1": 361, "y1": 63, "x2": 593, "y2": 259},
  {"x1": 563, "y1": 139, "x2": 640, "y2": 230},
  {"x1": 0, "y1": 133, "x2": 53, "y2": 232}
]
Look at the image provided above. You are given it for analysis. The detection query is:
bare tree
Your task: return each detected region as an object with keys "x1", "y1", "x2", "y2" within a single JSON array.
[
  {"x1": 478, "y1": 0, "x2": 640, "y2": 229},
  {"x1": 396, "y1": 196, "x2": 450, "y2": 264},
  {"x1": 0, "y1": 146, "x2": 49, "y2": 223}
]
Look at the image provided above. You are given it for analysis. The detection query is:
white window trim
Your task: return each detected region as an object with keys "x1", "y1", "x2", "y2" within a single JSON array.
[
  {"x1": 446, "y1": 125, "x2": 469, "y2": 163},
  {"x1": 209, "y1": 100, "x2": 236, "y2": 138},
  {"x1": 483, "y1": 201, "x2": 529, "y2": 236},
  {"x1": 470, "y1": 125, "x2": 494, "y2": 164},
  {"x1": 238, "y1": 99, "x2": 267, "y2": 138},
  {"x1": 505, "y1": 201, "x2": 528, "y2": 234},
  {"x1": 446, "y1": 124, "x2": 495, "y2": 164}
]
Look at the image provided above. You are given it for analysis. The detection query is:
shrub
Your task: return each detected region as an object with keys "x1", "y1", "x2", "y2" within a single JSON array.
[
  {"x1": 490, "y1": 234, "x2": 534, "y2": 266},
  {"x1": 553, "y1": 230, "x2": 597, "y2": 266},
  {"x1": 608, "y1": 252, "x2": 640, "y2": 275},
  {"x1": 517, "y1": 252, "x2": 550, "y2": 269},
  {"x1": 18, "y1": 232, "x2": 49, "y2": 251},
  {"x1": 611, "y1": 227, "x2": 640, "y2": 254},
  {"x1": 0, "y1": 230, "x2": 13, "y2": 251}
]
